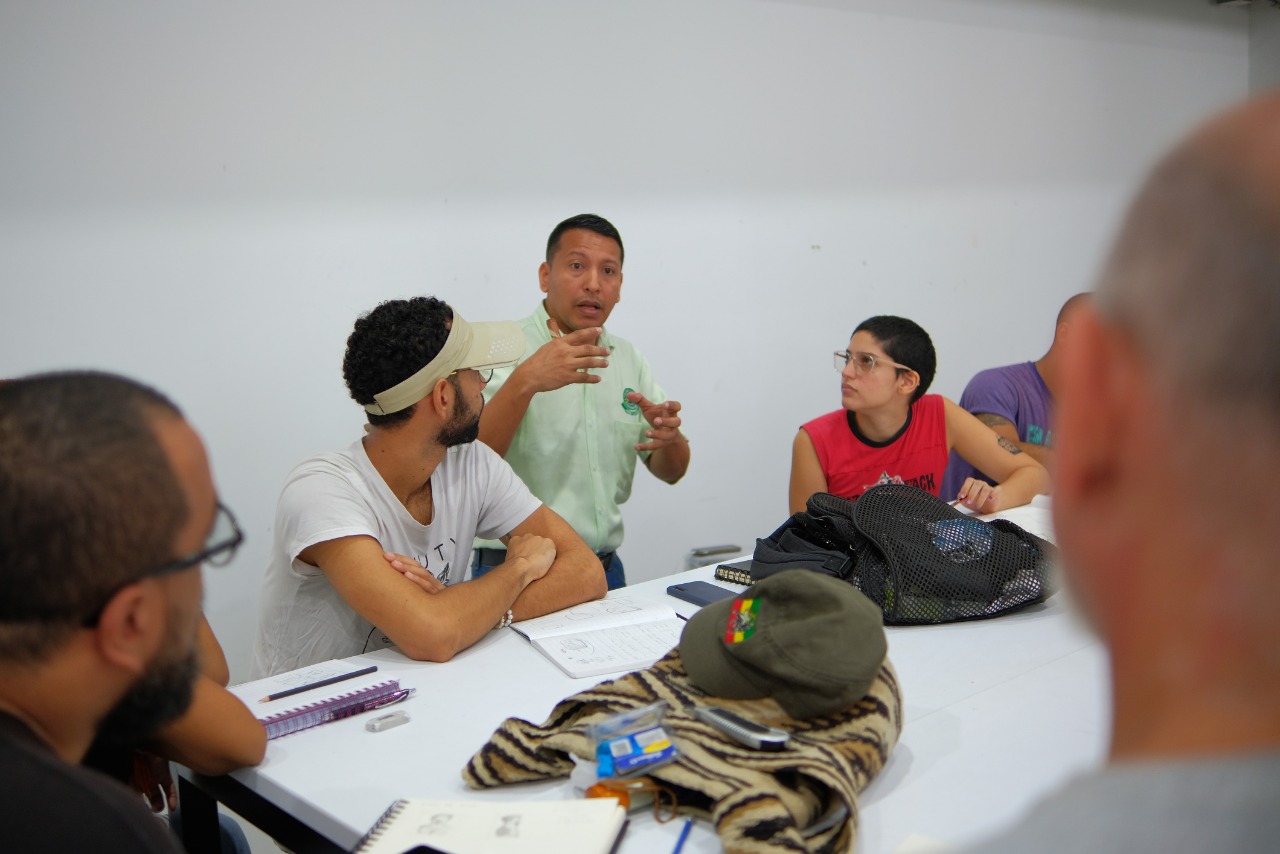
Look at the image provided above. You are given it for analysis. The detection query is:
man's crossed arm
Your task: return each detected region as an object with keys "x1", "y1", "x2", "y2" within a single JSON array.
[{"x1": 299, "y1": 504, "x2": 606, "y2": 663}]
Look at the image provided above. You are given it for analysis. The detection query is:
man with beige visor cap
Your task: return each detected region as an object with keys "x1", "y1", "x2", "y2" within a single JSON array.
[{"x1": 252, "y1": 296, "x2": 607, "y2": 677}]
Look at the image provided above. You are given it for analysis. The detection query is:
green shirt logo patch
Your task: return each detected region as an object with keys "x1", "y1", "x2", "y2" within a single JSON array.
[{"x1": 620, "y1": 388, "x2": 640, "y2": 415}]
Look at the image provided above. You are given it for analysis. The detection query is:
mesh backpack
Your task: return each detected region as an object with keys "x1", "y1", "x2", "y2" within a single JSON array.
[{"x1": 750, "y1": 484, "x2": 1057, "y2": 624}]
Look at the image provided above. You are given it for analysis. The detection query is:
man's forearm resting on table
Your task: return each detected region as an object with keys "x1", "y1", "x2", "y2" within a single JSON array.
[
  {"x1": 316, "y1": 512, "x2": 605, "y2": 663},
  {"x1": 149, "y1": 676, "x2": 267, "y2": 775},
  {"x1": 501, "y1": 506, "x2": 608, "y2": 619},
  {"x1": 311, "y1": 536, "x2": 530, "y2": 664}
]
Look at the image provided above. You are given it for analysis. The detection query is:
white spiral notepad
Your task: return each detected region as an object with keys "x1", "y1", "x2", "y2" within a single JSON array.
[{"x1": 354, "y1": 798, "x2": 628, "y2": 854}]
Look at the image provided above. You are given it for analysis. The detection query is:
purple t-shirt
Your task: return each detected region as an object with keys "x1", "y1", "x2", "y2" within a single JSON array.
[{"x1": 941, "y1": 362, "x2": 1052, "y2": 497}]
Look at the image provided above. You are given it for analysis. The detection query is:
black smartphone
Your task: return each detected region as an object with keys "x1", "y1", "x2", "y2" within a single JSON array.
[{"x1": 666, "y1": 580, "x2": 739, "y2": 607}]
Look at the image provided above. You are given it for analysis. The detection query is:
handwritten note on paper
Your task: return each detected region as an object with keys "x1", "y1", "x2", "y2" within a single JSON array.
[
  {"x1": 530, "y1": 617, "x2": 685, "y2": 679},
  {"x1": 354, "y1": 798, "x2": 627, "y2": 854},
  {"x1": 269, "y1": 660, "x2": 358, "y2": 689},
  {"x1": 512, "y1": 593, "x2": 676, "y2": 638}
]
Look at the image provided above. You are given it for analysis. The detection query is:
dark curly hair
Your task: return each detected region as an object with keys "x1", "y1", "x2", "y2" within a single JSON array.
[
  {"x1": 343, "y1": 297, "x2": 455, "y2": 426},
  {"x1": 546, "y1": 213, "x2": 624, "y2": 266},
  {"x1": 853, "y1": 316, "x2": 937, "y2": 403},
  {"x1": 0, "y1": 372, "x2": 187, "y2": 661}
]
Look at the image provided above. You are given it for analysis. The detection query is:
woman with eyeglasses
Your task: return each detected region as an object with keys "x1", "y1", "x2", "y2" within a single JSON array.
[{"x1": 789, "y1": 316, "x2": 1049, "y2": 515}]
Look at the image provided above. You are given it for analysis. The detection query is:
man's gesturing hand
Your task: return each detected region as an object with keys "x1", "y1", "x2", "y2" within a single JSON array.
[
  {"x1": 517, "y1": 318, "x2": 611, "y2": 393},
  {"x1": 627, "y1": 391, "x2": 685, "y2": 453}
]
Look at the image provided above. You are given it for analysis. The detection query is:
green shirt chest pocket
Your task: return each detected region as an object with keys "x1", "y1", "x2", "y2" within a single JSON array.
[{"x1": 612, "y1": 385, "x2": 647, "y2": 436}]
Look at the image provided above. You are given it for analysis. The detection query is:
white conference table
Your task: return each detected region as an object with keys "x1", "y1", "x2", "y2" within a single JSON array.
[{"x1": 180, "y1": 499, "x2": 1109, "y2": 853}]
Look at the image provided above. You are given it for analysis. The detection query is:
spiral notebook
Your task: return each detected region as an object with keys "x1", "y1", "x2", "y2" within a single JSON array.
[
  {"x1": 353, "y1": 798, "x2": 627, "y2": 854},
  {"x1": 229, "y1": 661, "x2": 408, "y2": 740},
  {"x1": 511, "y1": 593, "x2": 685, "y2": 679}
]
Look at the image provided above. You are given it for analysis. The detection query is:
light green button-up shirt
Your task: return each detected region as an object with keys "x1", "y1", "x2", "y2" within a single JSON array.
[{"x1": 478, "y1": 302, "x2": 666, "y2": 553}]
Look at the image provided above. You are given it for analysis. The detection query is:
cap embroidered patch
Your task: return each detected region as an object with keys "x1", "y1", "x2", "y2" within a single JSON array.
[{"x1": 724, "y1": 597, "x2": 760, "y2": 644}]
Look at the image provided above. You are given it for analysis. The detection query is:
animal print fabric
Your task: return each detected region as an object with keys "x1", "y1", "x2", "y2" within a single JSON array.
[{"x1": 463, "y1": 649, "x2": 903, "y2": 853}]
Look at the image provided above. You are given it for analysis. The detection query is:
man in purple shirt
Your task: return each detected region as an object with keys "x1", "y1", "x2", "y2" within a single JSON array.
[{"x1": 942, "y1": 293, "x2": 1090, "y2": 496}]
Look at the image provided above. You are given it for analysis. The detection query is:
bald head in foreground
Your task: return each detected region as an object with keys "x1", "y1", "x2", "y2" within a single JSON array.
[{"x1": 966, "y1": 94, "x2": 1280, "y2": 852}]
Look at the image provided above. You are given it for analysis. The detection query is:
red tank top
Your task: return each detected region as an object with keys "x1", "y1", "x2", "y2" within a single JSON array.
[{"x1": 801, "y1": 395, "x2": 948, "y2": 501}]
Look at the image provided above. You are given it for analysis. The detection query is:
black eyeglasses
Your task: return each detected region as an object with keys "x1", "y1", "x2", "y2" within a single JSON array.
[
  {"x1": 82, "y1": 502, "x2": 244, "y2": 627},
  {"x1": 153, "y1": 501, "x2": 244, "y2": 575}
]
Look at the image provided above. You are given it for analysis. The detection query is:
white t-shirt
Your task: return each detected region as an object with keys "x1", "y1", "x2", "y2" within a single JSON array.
[{"x1": 252, "y1": 438, "x2": 541, "y2": 677}]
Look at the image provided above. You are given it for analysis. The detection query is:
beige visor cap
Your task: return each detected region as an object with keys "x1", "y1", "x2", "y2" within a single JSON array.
[{"x1": 363, "y1": 314, "x2": 525, "y2": 416}]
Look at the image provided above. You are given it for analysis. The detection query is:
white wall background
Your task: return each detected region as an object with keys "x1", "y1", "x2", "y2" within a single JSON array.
[
  {"x1": 0, "y1": 0, "x2": 1250, "y2": 680},
  {"x1": 1253, "y1": 3, "x2": 1280, "y2": 91}
]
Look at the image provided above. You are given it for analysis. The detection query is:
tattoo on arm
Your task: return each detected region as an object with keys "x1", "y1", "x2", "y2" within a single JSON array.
[
  {"x1": 997, "y1": 435, "x2": 1023, "y2": 455},
  {"x1": 977, "y1": 413, "x2": 1014, "y2": 428}
]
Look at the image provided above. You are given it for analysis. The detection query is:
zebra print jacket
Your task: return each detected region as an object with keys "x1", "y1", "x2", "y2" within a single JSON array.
[{"x1": 463, "y1": 648, "x2": 903, "y2": 853}]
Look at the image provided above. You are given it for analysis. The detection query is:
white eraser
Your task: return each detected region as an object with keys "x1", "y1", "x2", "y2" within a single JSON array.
[{"x1": 365, "y1": 711, "x2": 410, "y2": 732}]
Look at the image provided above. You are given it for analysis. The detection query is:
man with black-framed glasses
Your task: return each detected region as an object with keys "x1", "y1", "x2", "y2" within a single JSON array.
[
  {"x1": 0, "y1": 371, "x2": 243, "y2": 853},
  {"x1": 252, "y1": 296, "x2": 606, "y2": 678}
]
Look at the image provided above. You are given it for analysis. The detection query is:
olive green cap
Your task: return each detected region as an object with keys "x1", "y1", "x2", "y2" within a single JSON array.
[{"x1": 679, "y1": 570, "x2": 887, "y2": 719}]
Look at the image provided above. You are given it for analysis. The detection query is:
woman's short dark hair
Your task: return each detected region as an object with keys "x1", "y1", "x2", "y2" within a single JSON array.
[{"x1": 853, "y1": 316, "x2": 937, "y2": 403}]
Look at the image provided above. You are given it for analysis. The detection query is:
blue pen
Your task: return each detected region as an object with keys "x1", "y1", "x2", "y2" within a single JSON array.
[{"x1": 672, "y1": 817, "x2": 693, "y2": 854}]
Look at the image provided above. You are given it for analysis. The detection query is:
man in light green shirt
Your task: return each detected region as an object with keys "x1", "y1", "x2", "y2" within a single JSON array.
[{"x1": 476, "y1": 214, "x2": 690, "y2": 588}]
